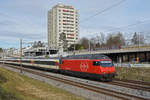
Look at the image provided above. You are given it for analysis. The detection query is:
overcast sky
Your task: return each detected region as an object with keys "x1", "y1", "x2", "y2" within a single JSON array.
[{"x1": 0, "y1": 0, "x2": 150, "y2": 48}]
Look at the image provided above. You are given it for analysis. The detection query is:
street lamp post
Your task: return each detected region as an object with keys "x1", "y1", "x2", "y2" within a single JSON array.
[
  {"x1": 88, "y1": 39, "x2": 91, "y2": 54},
  {"x1": 74, "y1": 40, "x2": 76, "y2": 55},
  {"x1": 137, "y1": 32, "x2": 141, "y2": 64},
  {"x1": 2, "y1": 49, "x2": 5, "y2": 65},
  {"x1": 20, "y1": 39, "x2": 23, "y2": 73}
]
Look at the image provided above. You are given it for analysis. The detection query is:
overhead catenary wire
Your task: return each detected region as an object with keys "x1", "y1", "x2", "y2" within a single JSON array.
[
  {"x1": 81, "y1": 0, "x2": 126, "y2": 23},
  {"x1": 79, "y1": 0, "x2": 150, "y2": 45},
  {"x1": 80, "y1": 0, "x2": 150, "y2": 34},
  {"x1": 104, "y1": 19, "x2": 150, "y2": 33},
  {"x1": 80, "y1": 0, "x2": 127, "y2": 37}
]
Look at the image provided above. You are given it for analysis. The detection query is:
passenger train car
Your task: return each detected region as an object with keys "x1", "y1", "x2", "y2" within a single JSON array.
[{"x1": 1, "y1": 54, "x2": 116, "y2": 81}]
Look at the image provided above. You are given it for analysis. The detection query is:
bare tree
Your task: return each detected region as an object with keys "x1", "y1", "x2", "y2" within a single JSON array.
[
  {"x1": 98, "y1": 32, "x2": 105, "y2": 46},
  {"x1": 80, "y1": 37, "x2": 89, "y2": 49},
  {"x1": 90, "y1": 37, "x2": 97, "y2": 50},
  {"x1": 131, "y1": 32, "x2": 145, "y2": 46},
  {"x1": 90, "y1": 32, "x2": 106, "y2": 48},
  {"x1": 106, "y1": 32, "x2": 125, "y2": 48},
  {"x1": 139, "y1": 33, "x2": 145, "y2": 45}
]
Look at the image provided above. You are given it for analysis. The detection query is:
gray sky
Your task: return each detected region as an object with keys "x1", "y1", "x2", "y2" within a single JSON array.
[{"x1": 0, "y1": 0, "x2": 150, "y2": 48}]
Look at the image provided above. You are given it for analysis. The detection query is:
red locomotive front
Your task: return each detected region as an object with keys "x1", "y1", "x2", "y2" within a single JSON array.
[{"x1": 60, "y1": 54, "x2": 116, "y2": 81}]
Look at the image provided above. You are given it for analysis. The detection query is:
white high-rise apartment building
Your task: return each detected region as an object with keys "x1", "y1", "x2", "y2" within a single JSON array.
[{"x1": 48, "y1": 3, "x2": 79, "y2": 49}]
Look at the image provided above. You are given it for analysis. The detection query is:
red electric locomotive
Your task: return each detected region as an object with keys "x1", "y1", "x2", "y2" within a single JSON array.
[{"x1": 60, "y1": 54, "x2": 116, "y2": 81}]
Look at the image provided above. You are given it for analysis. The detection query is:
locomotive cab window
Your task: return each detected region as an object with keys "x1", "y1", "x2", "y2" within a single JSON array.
[
  {"x1": 100, "y1": 61, "x2": 113, "y2": 67},
  {"x1": 93, "y1": 61, "x2": 113, "y2": 67},
  {"x1": 93, "y1": 61, "x2": 100, "y2": 66}
]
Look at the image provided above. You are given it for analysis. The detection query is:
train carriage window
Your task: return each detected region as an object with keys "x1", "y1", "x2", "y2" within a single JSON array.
[{"x1": 34, "y1": 61, "x2": 57, "y2": 65}]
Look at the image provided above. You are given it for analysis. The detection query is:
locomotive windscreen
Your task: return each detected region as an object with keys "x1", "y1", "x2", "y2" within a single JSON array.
[
  {"x1": 100, "y1": 61, "x2": 113, "y2": 67},
  {"x1": 93, "y1": 61, "x2": 113, "y2": 67}
]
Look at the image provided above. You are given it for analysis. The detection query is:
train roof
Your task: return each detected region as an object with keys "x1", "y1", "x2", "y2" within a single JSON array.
[
  {"x1": 62, "y1": 54, "x2": 110, "y2": 59},
  {"x1": 4, "y1": 58, "x2": 59, "y2": 61}
]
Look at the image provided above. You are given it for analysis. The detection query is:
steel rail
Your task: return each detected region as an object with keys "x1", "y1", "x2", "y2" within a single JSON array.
[
  {"x1": 114, "y1": 78, "x2": 150, "y2": 86},
  {"x1": 1, "y1": 62, "x2": 150, "y2": 93},
  {"x1": 1, "y1": 64, "x2": 149, "y2": 100},
  {"x1": 107, "y1": 81, "x2": 150, "y2": 92}
]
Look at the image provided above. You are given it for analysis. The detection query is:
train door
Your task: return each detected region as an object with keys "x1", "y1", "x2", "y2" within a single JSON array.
[
  {"x1": 59, "y1": 58, "x2": 63, "y2": 69},
  {"x1": 93, "y1": 61, "x2": 100, "y2": 74}
]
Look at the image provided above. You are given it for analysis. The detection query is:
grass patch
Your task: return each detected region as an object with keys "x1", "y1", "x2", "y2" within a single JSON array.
[
  {"x1": 0, "y1": 73, "x2": 7, "y2": 84},
  {"x1": 0, "y1": 86, "x2": 21, "y2": 100},
  {"x1": 116, "y1": 67, "x2": 150, "y2": 82},
  {"x1": 0, "y1": 67, "x2": 87, "y2": 100},
  {"x1": 0, "y1": 72, "x2": 20, "y2": 100}
]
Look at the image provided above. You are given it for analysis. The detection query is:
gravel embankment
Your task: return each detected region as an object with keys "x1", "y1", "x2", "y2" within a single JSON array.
[{"x1": 1, "y1": 64, "x2": 150, "y2": 100}]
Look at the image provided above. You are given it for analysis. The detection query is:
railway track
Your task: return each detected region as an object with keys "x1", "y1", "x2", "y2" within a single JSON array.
[
  {"x1": 1, "y1": 62, "x2": 150, "y2": 92},
  {"x1": 114, "y1": 78, "x2": 150, "y2": 86},
  {"x1": 108, "y1": 80, "x2": 150, "y2": 92},
  {"x1": 1, "y1": 64, "x2": 150, "y2": 100}
]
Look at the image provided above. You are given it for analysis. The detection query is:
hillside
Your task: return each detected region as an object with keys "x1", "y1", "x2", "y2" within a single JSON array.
[{"x1": 0, "y1": 67, "x2": 86, "y2": 100}]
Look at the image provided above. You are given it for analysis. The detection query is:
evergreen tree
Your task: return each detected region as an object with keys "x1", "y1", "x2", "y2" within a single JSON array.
[
  {"x1": 32, "y1": 41, "x2": 45, "y2": 48},
  {"x1": 59, "y1": 32, "x2": 68, "y2": 51},
  {"x1": 0, "y1": 48, "x2": 3, "y2": 52},
  {"x1": 131, "y1": 32, "x2": 138, "y2": 45}
]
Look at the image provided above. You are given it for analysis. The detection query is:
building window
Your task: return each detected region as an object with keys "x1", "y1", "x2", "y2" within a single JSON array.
[
  {"x1": 67, "y1": 37, "x2": 74, "y2": 39},
  {"x1": 63, "y1": 9, "x2": 68, "y2": 12}
]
